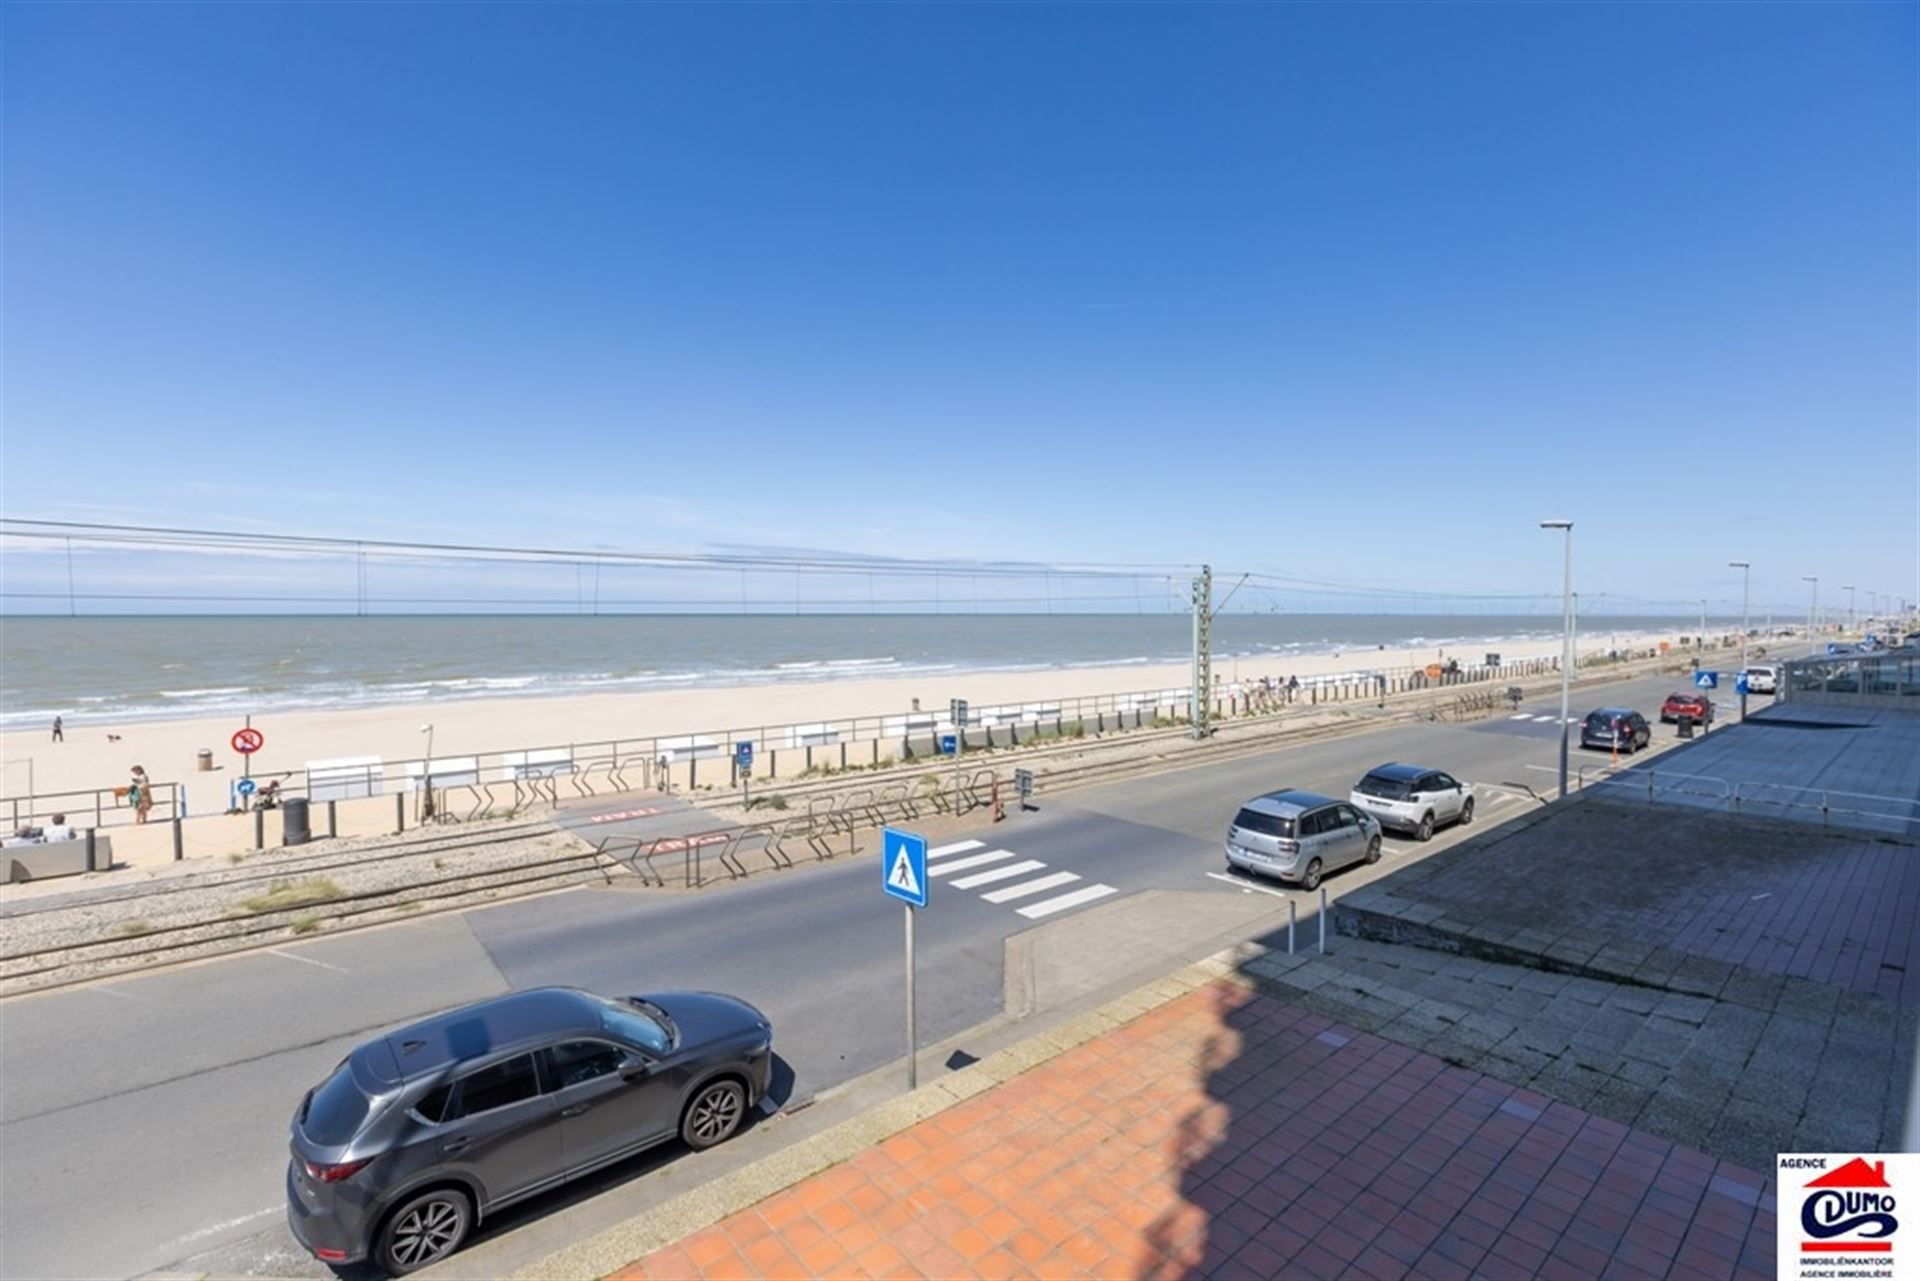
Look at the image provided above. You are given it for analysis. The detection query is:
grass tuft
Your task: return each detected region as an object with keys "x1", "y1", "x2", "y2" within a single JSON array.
[{"x1": 236, "y1": 877, "x2": 343, "y2": 915}]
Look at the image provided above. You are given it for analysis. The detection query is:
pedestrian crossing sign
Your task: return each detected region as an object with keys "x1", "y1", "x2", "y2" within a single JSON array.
[{"x1": 882, "y1": 827, "x2": 929, "y2": 908}]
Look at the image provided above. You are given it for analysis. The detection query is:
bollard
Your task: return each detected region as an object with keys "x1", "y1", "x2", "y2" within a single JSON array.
[
  {"x1": 396, "y1": 791, "x2": 405, "y2": 833},
  {"x1": 1288, "y1": 899, "x2": 1297, "y2": 955},
  {"x1": 172, "y1": 817, "x2": 184, "y2": 862},
  {"x1": 327, "y1": 799, "x2": 337, "y2": 839},
  {"x1": 254, "y1": 807, "x2": 265, "y2": 851},
  {"x1": 1318, "y1": 887, "x2": 1328, "y2": 954},
  {"x1": 85, "y1": 828, "x2": 99, "y2": 873}
]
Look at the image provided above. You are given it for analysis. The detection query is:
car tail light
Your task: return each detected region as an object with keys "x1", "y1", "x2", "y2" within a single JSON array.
[
  {"x1": 314, "y1": 1248, "x2": 348, "y2": 1263},
  {"x1": 304, "y1": 1157, "x2": 372, "y2": 1184},
  {"x1": 1276, "y1": 839, "x2": 1299, "y2": 854}
]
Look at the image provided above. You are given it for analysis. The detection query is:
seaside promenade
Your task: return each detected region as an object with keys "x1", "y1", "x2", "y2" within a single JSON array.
[
  {"x1": 526, "y1": 690, "x2": 1915, "y2": 1281},
  {"x1": 6, "y1": 657, "x2": 1787, "y2": 1281},
  {"x1": 3, "y1": 632, "x2": 1724, "y2": 873}
]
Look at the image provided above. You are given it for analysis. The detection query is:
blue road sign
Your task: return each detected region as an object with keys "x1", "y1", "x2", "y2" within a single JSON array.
[
  {"x1": 882, "y1": 827, "x2": 928, "y2": 908},
  {"x1": 1735, "y1": 674, "x2": 1750, "y2": 696},
  {"x1": 735, "y1": 741, "x2": 754, "y2": 768},
  {"x1": 939, "y1": 733, "x2": 959, "y2": 755},
  {"x1": 1694, "y1": 671, "x2": 1718, "y2": 689},
  {"x1": 235, "y1": 778, "x2": 257, "y2": 797}
]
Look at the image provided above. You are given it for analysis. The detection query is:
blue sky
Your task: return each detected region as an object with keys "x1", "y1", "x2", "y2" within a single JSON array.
[{"x1": 3, "y1": 1, "x2": 1914, "y2": 614}]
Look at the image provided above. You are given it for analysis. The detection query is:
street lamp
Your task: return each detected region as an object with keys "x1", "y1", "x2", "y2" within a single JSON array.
[
  {"x1": 1730, "y1": 562, "x2": 1750, "y2": 718},
  {"x1": 1843, "y1": 585, "x2": 1856, "y2": 634},
  {"x1": 1542, "y1": 520, "x2": 1573, "y2": 799},
  {"x1": 421, "y1": 723, "x2": 436, "y2": 820},
  {"x1": 1803, "y1": 576, "x2": 1819, "y2": 656}
]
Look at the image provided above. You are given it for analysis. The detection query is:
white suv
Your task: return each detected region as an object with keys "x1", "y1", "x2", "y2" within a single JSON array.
[
  {"x1": 1744, "y1": 665, "x2": 1778, "y2": 694},
  {"x1": 1349, "y1": 764, "x2": 1475, "y2": 842}
]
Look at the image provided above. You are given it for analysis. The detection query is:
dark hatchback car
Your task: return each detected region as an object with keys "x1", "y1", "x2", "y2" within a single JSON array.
[
  {"x1": 1579, "y1": 708, "x2": 1651, "y2": 753},
  {"x1": 287, "y1": 987, "x2": 772, "y2": 1275}
]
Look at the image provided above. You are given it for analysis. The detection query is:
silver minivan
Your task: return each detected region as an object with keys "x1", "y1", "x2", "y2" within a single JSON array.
[{"x1": 1224, "y1": 789, "x2": 1382, "y2": 890}]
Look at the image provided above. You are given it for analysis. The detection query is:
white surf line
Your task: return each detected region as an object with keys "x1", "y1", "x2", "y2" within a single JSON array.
[
  {"x1": 928, "y1": 839, "x2": 985, "y2": 859},
  {"x1": 928, "y1": 849, "x2": 1016, "y2": 876},
  {"x1": 980, "y1": 871, "x2": 1080, "y2": 903},
  {"x1": 949, "y1": 860, "x2": 1046, "y2": 890},
  {"x1": 267, "y1": 948, "x2": 349, "y2": 974},
  {"x1": 1204, "y1": 871, "x2": 1291, "y2": 899},
  {"x1": 1017, "y1": 883, "x2": 1119, "y2": 919},
  {"x1": 156, "y1": 1205, "x2": 282, "y2": 1255}
]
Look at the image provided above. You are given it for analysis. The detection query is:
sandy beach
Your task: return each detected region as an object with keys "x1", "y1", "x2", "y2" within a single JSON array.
[{"x1": 0, "y1": 628, "x2": 1717, "y2": 801}]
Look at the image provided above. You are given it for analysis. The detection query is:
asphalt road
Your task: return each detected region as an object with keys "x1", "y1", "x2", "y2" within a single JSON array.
[{"x1": 0, "y1": 670, "x2": 1729, "y2": 1280}]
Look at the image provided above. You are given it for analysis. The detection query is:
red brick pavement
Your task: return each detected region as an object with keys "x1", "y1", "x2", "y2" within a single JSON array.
[{"x1": 610, "y1": 981, "x2": 1776, "y2": 1280}]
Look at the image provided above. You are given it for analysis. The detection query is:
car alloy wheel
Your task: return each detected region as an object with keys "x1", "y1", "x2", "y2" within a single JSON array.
[
  {"x1": 380, "y1": 1189, "x2": 471, "y2": 1275},
  {"x1": 683, "y1": 1080, "x2": 746, "y2": 1150},
  {"x1": 1364, "y1": 837, "x2": 1381, "y2": 865},
  {"x1": 1459, "y1": 799, "x2": 1475, "y2": 825},
  {"x1": 1415, "y1": 814, "x2": 1434, "y2": 842},
  {"x1": 1301, "y1": 858, "x2": 1322, "y2": 891}
]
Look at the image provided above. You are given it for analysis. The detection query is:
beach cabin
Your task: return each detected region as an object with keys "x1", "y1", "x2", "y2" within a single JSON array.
[
  {"x1": 782, "y1": 723, "x2": 840, "y2": 749},
  {"x1": 404, "y1": 756, "x2": 481, "y2": 790},
  {"x1": 655, "y1": 735, "x2": 722, "y2": 762},
  {"x1": 500, "y1": 748, "x2": 573, "y2": 780},
  {"x1": 307, "y1": 756, "x2": 385, "y2": 801}
]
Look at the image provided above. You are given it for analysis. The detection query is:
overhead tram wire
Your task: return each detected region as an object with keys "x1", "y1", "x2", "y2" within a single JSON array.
[
  {"x1": 0, "y1": 518, "x2": 1190, "y2": 582},
  {"x1": 4, "y1": 518, "x2": 1807, "y2": 616}
]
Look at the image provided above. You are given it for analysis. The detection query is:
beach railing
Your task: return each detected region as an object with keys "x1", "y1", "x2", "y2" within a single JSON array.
[{"x1": 4, "y1": 781, "x2": 182, "y2": 833}]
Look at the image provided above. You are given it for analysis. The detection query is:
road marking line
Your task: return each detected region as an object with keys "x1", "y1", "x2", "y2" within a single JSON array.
[
  {"x1": 928, "y1": 849, "x2": 1016, "y2": 876},
  {"x1": 950, "y1": 860, "x2": 1047, "y2": 889},
  {"x1": 267, "y1": 948, "x2": 349, "y2": 974},
  {"x1": 156, "y1": 1205, "x2": 282, "y2": 1254},
  {"x1": 928, "y1": 839, "x2": 984, "y2": 859},
  {"x1": 980, "y1": 871, "x2": 1080, "y2": 903},
  {"x1": 1530, "y1": 714, "x2": 1558, "y2": 723},
  {"x1": 1509, "y1": 713, "x2": 1534, "y2": 720},
  {"x1": 84, "y1": 985, "x2": 144, "y2": 1002},
  {"x1": 1017, "y1": 883, "x2": 1119, "y2": 918},
  {"x1": 1205, "y1": 871, "x2": 1291, "y2": 899}
]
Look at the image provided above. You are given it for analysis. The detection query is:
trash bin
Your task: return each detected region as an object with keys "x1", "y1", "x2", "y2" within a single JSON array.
[
  {"x1": 282, "y1": 796, "x2": 312, "y2": 846},
  {"x1": 1677, "y1": 718, "x2": 1695, "y2": 740},
  {"x1": 196, "y1": 749, "x2": 213, "y2": 772}
]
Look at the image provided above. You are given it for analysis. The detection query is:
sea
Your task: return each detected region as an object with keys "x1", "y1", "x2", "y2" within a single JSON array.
[{"x1": 0, "y1": 613, "x2": 1708, "y2": 729}]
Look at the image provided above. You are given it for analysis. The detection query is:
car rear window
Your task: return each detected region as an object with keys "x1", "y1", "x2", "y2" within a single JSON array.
[
  {"x1": 1355, "y1": 774, "x2": 1413, "y2": 801},
  {"x1": 1232, "y1": 808, "x2": 1295, "y2": 839},
  {"x1": 303, "y1": 1061, "x2": 373, "y2": 1144}
]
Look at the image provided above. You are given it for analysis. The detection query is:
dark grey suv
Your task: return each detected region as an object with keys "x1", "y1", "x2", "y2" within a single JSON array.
[{"x1": 287, "y1": 986, "x2": 773, "y2": 1275}]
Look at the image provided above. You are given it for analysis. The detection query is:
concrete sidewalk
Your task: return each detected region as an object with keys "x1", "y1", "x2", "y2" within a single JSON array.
[{"x1": 528, "y1": 957, "x2": 1774, "y2": 1281}]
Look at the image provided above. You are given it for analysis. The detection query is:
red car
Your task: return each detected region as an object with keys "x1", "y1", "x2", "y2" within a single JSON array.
[{"x1": 1660, "y1": 692, "x2": 1715, "y2": 725}]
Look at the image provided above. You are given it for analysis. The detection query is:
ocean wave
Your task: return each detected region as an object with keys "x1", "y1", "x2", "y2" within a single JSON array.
[{"x1": 159, "y1": 686, "x2": 253, "y2": 698}]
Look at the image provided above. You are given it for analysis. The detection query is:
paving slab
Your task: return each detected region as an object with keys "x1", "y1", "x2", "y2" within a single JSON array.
[{"x1": 598, "y1": 982, "x2": 1773, "y2": 1281}]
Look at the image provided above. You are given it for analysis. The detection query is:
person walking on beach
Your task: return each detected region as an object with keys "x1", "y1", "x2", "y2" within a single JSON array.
[
  {"x1": 51, "y1": 716, "x2": 63, "y2": 743},
  {"x1": 129, "y1": 765, "x2": 153, "y2": 824}
]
